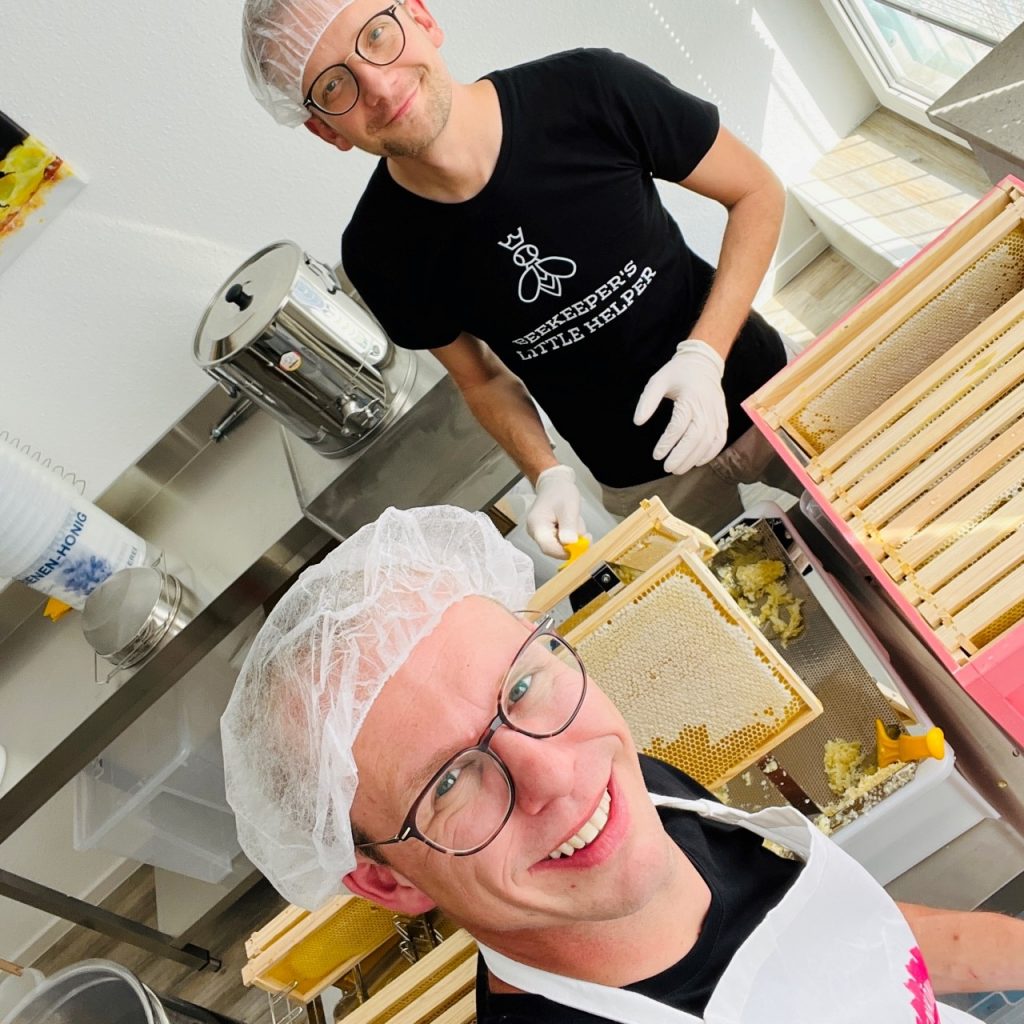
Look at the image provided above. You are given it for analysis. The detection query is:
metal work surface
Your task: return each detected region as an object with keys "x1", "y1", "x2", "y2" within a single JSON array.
[
  {"x1": 0, "y1": 362, "x2": 519, "y2": 968},
  {"x1": 713, "y1": 516, "x2": 912, "y2": 814}
]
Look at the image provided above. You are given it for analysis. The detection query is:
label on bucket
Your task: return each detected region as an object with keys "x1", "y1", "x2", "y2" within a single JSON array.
[{"x1": 16, "y1": 504, "x2": 149, "y2": 609}]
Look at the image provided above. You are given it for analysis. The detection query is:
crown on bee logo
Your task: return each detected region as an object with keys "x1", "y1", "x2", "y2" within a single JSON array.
[{"x1": 498, "y1": 226, "x2": 526, "y2": 252}]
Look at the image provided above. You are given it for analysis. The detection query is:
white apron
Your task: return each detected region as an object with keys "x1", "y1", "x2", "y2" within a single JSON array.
[{"x1": 478, "y1": 794, "x2": 980, "y2": 1023}]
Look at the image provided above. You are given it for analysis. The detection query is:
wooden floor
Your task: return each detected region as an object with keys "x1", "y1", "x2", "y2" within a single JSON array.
[{"x1": 760, "y1": 248, "x2": 875, "y2": 350}]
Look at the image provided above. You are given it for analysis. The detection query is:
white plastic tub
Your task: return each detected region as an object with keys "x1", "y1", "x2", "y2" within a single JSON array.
[{"x1": 72, "y1": 625, "x2": 251, "y2": 883}]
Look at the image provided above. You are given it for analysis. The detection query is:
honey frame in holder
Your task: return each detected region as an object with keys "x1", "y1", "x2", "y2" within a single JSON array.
[
  {"x1": 529, "y1": 496, "x2": 716, "y2": 621},
  {"x1": 242, "y1": 894, "x2": 397, "y2": 1005},
  {"x1": 562, "y1": 547, "x2": 823, "y2": 791}
]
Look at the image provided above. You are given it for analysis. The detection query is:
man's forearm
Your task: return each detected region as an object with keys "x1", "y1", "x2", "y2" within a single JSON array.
[
  {"x1": 689, "y1": 176, "x2": 785, "y2": 360},
  {"x1": 460, "y1": 371, "x2": 559, "y2": 484},
  {"x1": 898, "y1": 902, "x2": 1024, "y2": 994}
]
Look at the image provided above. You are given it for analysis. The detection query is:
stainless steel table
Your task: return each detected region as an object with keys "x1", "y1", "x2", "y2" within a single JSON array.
[{"x1": 0, "y1": 365, "x2": 518, "y2": 970}]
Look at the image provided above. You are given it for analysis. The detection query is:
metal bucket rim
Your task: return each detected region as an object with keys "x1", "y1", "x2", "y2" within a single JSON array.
[{"x1": 3, "y1": 958, "x2": 160, "y2": 1024}]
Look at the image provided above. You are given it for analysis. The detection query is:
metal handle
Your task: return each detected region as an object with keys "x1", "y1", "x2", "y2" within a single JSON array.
[
  {"x1": 304, "y1": 255, "x2": 340, "y2": 294},
  {"x1": 205, "y1": 365, "x2": 240, "y2": 400}
]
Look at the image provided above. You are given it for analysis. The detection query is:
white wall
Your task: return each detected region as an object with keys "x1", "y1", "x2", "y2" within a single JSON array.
[
  {"x1": 0, "y1": 0, "x2": 875, "y2": 962},
  {"x1": 0, "y1": 0, "x2": 873, "y2": 498}
]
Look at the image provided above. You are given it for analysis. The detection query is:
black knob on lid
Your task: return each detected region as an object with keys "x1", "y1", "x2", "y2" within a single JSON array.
[{"x1": 225, "y1": 283, "x2": 254, "y2": 311}]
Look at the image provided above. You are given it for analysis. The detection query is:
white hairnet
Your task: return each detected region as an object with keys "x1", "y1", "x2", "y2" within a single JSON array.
[
  {"x1": 221, "y1": 505, "x2": 536, "y2": 910},
  {"x1": 242, "y1": 0, "x2": 356, "y2": 126}
]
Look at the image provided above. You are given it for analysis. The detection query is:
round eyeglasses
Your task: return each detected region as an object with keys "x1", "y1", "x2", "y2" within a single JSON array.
[
  {"x1": 357, "y1": 615, "x2": 587, "y2": 857},
  {"x1": 304, "y1": 1, "x2": 408, "y2": 117}
]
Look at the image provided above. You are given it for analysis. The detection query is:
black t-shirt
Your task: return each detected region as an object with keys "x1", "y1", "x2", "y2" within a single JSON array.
[
  {"x1": 342, "y1": 49, "x2": 786, "y2": 487},
  {"x1": 474, "y1": 755, "x2": 804, "y2": 1023}
]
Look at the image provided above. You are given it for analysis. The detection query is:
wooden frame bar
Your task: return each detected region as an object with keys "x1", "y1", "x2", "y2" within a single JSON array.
[
  {"x1": 340, "y1": 930, "x2": 477, "y2": 1024},
  {"x1": 751, "y1": 182, "x2": 1021, "y2": 427},
  {"x1": 528, "y1": 497, "x2": 714, "y2": 614}
]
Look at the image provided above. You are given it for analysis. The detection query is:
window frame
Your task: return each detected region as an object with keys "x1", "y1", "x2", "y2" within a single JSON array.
[{"x1": 818, "y1": 0, "x2": 1003, "y2": 141}]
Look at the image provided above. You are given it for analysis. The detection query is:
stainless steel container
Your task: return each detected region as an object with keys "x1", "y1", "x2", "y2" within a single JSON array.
[
  {"x1": 81, "y1": 565, "x2": 198, "y2": 671},
  {"x1": 193, "y1": 241, "x2": 415, "y2": 458},
  {"x1": 4, "y1": 959, "x2": 243, "y2": 1024}
]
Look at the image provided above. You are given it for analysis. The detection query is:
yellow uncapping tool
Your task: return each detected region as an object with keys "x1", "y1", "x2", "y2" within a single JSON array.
[
  {"x1": 559, "y1": 536, "x2": 591, "y2": 569},
  {"x1": 876, "y1": 719, "x2": 945, "y2": 768}
]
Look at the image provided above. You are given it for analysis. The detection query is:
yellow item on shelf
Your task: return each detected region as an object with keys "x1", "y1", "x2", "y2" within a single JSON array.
[
  {"x1": 875, "y1": 719, "x2": 945, "y2": 768},
  {"x1": 43, "y1": 598, "x2": 73, "y2": 622},
  {"x1": 283, "y1": 900, "x2": 394, "y2": 981}
]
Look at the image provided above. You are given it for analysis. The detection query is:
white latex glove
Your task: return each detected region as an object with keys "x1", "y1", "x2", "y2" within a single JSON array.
[
  {"x1": 633, "y1": 339, "x2": 728, "y2": 475},
  {"x1": 526, "y1": 465, "x2": 587, "y2": 559}
]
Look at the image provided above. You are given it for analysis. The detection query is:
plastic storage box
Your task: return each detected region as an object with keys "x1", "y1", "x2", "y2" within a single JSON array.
[
  {"x1": 74, "y1": 634, "x2": 245, "y2": 883},
  {"x1": 746, "y1": 175, "x2": 1024, "y2": 747}
]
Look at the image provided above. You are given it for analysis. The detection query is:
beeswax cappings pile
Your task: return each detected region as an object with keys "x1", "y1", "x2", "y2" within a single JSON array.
[
  {"x1": 714, "y1": 527, "x2": 805, "y2": 646},
  {"x1": 816, "y1": 737, "x2": 910, "y2": 835}
]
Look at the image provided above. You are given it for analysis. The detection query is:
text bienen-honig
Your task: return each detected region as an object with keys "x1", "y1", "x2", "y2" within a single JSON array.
[{"x1": 22, "y1": 511, "x2": 89, "y2": 583}]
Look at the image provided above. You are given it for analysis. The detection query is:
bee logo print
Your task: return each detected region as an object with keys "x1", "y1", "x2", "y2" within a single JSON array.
[{"x1": 498, "y1": 227, "x2": 577, "y2": 304}]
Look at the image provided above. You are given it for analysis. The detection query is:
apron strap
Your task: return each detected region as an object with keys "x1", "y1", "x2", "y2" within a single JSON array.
[
  {"x1": 648, "y1": 793, "x2": 816, "y2": 860},
  {"x1": 478, "y1": 942, "x2": 704, "y2": 1024}
]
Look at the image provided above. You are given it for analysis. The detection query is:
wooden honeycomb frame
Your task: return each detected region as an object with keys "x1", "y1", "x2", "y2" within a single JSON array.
[
  {"x1": 562, "y1": 548, "x2": 821, "y2": 789},
  {"x1": 745, "y1": 178, "x2": 1024, "y2": 744},
  {"x1": 242, "y1": 894, "x2": 397, "y2": 1005}
]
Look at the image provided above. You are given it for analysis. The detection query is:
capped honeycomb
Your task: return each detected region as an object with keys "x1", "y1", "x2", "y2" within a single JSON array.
[
  {"x1": 272, "y1": 899, "x2": 395, "y2": 983},
  {"x1": 571, "y1": 556, "x2": 820, "y2": 789},
  {"x1": 792, "y1": 226, "x2": 1024, "y2": 454}
]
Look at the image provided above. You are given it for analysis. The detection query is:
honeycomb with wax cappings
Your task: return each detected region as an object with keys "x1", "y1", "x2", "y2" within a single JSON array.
[
  {"x1": 792, "y1": 228, "x2": 1024, "y2": 454},
  {"x1": 270, "y1": 899, "x2": 395, "y2": 984},
  {"x1": 572, "y1": 557, "x2": 819, "y2": 789}
]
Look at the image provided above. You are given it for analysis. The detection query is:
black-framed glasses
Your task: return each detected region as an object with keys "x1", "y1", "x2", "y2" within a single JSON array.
[
  {"x1": 357, "y1": 613, "x2": 588, "y2": 857},
  {"x1": 304, "y1": 0, "x2": 408, "y2": 117}
]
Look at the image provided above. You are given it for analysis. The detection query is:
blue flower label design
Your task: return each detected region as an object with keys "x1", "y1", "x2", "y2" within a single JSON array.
[{"x1": 60, "y1": 554, "x2": 113, "y2": 596}]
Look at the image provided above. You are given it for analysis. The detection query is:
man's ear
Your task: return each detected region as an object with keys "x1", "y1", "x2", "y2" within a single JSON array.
[
  {"x1": 344, "y1": 860, "x2": 437, "y2": 915},
  {"x1": 304, "y1": 117, "x2": 354, "y2": 152},
  {"x1": 406, "y1": 0, "x2": 444, "y2": 47}
]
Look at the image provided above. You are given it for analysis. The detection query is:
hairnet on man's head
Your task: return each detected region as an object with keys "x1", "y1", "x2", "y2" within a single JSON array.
[
  {"x1": 242, "y1": 0, "x2": 356, "y2": 126},
  {"x1": 221, "y1": 505, "x2": 536, "y2": 909}
]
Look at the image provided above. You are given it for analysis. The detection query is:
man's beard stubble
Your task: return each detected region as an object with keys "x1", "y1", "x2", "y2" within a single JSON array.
[{"x1": 376, "y1": 72, "x2": 453, "y2": 159}]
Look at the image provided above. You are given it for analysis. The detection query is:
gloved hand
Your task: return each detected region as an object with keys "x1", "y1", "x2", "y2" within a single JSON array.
[
  {"x1": 633, "y1": 339, "x2": 728, "y2": 475},
  {"x1": 526, "y1": 465, "x2": 587, "y2": 559}
]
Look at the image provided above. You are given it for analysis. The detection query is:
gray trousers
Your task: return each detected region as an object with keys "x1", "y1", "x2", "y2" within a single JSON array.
[{"x1": 599, "y1": 426, "x2": 800, "y2": 535}]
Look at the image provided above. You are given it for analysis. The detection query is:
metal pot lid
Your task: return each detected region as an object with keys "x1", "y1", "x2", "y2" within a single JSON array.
[
  {"x1": 193, "y1": 241, "x2": 302, "y2": 365},
  {"x1": 81, "y1": 566, "x2": 166, "y2": 658}
]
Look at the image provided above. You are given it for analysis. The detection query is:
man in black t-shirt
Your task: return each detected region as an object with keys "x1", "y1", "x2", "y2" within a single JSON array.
[{"x1": 242, "y1": 0, "x2": 796, "y2": 556}]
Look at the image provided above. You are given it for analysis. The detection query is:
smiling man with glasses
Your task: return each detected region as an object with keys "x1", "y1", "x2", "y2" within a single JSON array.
[
  {"x1": 223, "y1": 503, "x2": 1021, "y2": 1024},
  {"x1": 241, "y1": 0, "x2": 801, "y2": 558}
]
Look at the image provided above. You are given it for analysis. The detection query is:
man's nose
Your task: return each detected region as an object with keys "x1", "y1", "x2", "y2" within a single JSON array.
[
  {"x1": 356, "y1": 61, "x2": 401, "y2": 106},
  {"x1": 492, "y1": 729, "x2": 575, "y2": 816}
]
